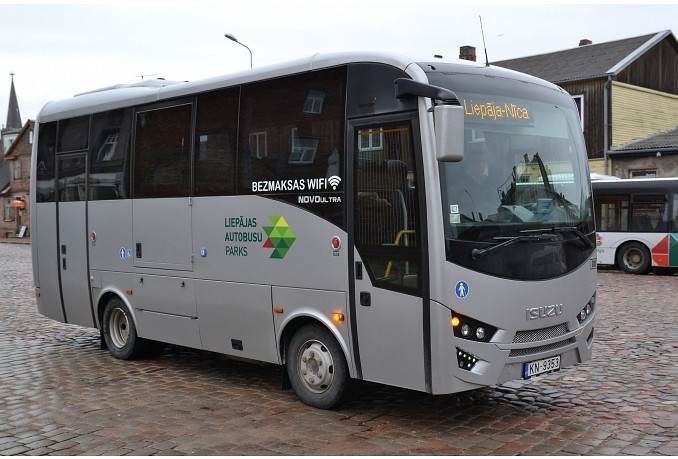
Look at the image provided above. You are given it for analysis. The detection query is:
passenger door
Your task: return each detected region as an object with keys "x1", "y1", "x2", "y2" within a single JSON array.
[
  {"x1": 57, "y1": 152, "x2": 95, "y2": 327},
  {"x1": 349, "y1": 116, "x2": 428, "y2": 392}
]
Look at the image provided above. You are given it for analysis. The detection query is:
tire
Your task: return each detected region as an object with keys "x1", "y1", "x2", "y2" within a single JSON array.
[
  {"x1": 287, "y1": 324, "x2": 349, "y2": 409},
  {"x1": 102, "y1": 297, "x2": 145, "y2": 360},
  {"x1": 616, "y1": 242, "x2": 651, "y2": 274}
]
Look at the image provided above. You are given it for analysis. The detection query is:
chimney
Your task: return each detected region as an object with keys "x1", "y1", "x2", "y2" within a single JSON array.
[
  {"x1": 459, "y1": 45, "x2": 476, "y2": 62},
  {"x1": 579, "y1": 39, "x2": 592, "y2": 47}
]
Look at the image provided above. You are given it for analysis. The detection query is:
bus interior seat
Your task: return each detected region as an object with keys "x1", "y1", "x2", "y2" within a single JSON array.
[
  {"x1": 357, "y1": 161, "x2": 409, "y2": 246},
  {"x1": 633, "y1": 215, "x2": 654, "y2": 232}
]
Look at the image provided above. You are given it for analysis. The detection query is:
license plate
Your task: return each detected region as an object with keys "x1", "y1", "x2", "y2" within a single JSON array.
[{"x1": 523, "y1": 355, "x2": 561, "y2": 378}]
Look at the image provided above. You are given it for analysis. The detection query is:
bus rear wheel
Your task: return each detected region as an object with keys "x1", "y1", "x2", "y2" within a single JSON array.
[
  {"x1": 287, "y1": 324, "x2": 349, "y2": 409},
  {"x1": 617, "y1": 242, "x2": 651, "y2": 274},
  {"x1": 102, "y1": 297, "x2": 145, "y2": 360}
]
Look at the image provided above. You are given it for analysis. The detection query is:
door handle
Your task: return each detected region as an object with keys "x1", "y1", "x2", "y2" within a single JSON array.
[
  {"x1": 136, "y1": 243, "x2": 142, "y2": 258},
  {"x1": 355, "y1": 262, "x2": 363, "y2": 280},
  {"x1": 360, "y1": 291, "x2": 371, "y2": 307}
]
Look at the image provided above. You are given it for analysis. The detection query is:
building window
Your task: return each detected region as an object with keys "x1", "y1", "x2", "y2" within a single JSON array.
[
  {"x1": 249, "y1": 131, "x2": 268, "y2": 159},
  {"x1": 572, "y1": 95, "x2": 584, "y2": 131},
  {"x1": 4, "y1": 198, "x2": 15, "y2": 222},
  {"x1": 630, "y1": 169, "x2": 656, "y2": 179},
  {"x1": 288, "y1": 128, "x2": 318, "y2": 164},
  {"x1": 303, "y1": 90, "x2": 325, "y2": 114},
  {"x1": 358, "y1": 128, "x2": 384, "y2": 152},
  {"x1": 13, "y1": 159, "x2": 21, "y2": 180}
]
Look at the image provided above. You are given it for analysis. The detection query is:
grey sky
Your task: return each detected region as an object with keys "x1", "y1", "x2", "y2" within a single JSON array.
[{"x1": 2, "y1": 2, "x2": 677, "y2": 123}]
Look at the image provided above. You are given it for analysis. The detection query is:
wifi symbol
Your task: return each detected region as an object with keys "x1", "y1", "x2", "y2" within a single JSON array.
[{"x1": 328, "y1": 175, "x2": 342, "y2": 190}]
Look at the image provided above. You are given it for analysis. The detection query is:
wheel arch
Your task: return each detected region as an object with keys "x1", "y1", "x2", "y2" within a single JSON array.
[
  {"x1": 95, "y1": 288, "x2": 137, "y2": 330},
  {"x1": 278, "y1": 313, "x2": 355, "y2": 378}
]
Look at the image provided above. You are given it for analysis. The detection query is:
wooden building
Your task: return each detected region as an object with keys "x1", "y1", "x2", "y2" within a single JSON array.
[{"x1": 490, "y1": 30, "x2": 678, "y2": 178}]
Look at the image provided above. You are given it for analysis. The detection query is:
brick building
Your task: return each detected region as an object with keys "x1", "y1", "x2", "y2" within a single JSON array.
[{"x1": 1, "y1": 74, "x2": 32, "y2": 239}]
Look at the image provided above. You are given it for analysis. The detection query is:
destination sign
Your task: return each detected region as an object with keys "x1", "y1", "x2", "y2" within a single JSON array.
[{"x1": 461, "y1": 99, "x2": 532, "y2": 123}]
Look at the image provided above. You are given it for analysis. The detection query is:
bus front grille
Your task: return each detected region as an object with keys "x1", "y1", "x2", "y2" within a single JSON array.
[
  {"x1": 509, "y1": 338, "x2": 575, "y2": 357},
  {"x1": 512, "y1": 323, "x2": 568, "y2": 343}
]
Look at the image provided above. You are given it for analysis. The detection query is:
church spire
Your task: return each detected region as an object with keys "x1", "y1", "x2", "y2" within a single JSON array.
[{"x1": 6, "y1": 72, "x2": 22, "y2": 129}]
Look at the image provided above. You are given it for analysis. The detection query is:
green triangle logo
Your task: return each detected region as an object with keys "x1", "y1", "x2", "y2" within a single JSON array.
[{"x1": 262, "y1": 215, "x2": 296, "y2": 259}]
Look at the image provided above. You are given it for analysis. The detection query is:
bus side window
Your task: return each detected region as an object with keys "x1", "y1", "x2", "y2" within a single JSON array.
[
  {"x1": 58, "y1": 116, "x2": 89, "y2": 153},
  {"x1": 90, "y1": 109, "x2": 133, "y2": 200},
  {"x1": 134, "y1": 105, "x2": 192, "y2": 199},
  {"x1": 596, "y1": 195, "x2": 628, "y2": 232},
  {"x1": 195, "y1": 89, "x2": 239, "y2": 197},
  {"x1": 237, "y1": 68, "x2": 346, "y2": 196},
  {"x1": 672, "y1": 196, "x2": 678, "y2": 232},
  {"x1": 36, "y1": 121, "x2": 57, "y2": 203},
  {"x1": 631, "y1": 194, "x2": 667, "y2": 232}
]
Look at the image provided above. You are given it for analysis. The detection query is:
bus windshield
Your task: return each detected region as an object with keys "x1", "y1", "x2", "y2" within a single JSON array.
[{"x1": 437, "y1": 88, "x2": 593, "y2": 242}]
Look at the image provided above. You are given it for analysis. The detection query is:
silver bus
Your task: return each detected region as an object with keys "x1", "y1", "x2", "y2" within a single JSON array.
[{"x1": 31, "y1": 52, "x2": 597, "y2": 409}]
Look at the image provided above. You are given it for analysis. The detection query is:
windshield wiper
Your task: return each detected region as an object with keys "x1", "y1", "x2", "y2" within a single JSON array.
[
  {"x1": 521, "y1": 226, "x2": 595, "y2": 249},
  {"x1": 471, "y1": 232, "x2": 558, "y2": 260}
]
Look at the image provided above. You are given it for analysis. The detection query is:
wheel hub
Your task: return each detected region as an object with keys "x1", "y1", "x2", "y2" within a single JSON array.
[
  {"x1": 298, "y1": 341, "x2": 334, "y2": 394},
  {"x1": 109, "y1": 307, "x2": 130, "y2": 349}
]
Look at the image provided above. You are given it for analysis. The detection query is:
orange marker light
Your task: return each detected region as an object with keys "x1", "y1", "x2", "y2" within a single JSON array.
[
  {"x1": 126, "y1": 289, "x2": 133, "y2": 295},
  {"x1": 451, "y1": 316, "x2": 460, "y2": 327},
  {"x1": 274, "y1": 307, "x2": 284, "y2": 314},
  {"x1": 331, "y1": 313, "x2": 345, "y2": 323}
]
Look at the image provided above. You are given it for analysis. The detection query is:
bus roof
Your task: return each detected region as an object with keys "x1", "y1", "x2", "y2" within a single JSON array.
[
  {"x1": 592, "y1": 177, "x2": 678, "y2": 194},
  {"x1": 36, "y1": 51, "x2": 554, "y2": 123}
]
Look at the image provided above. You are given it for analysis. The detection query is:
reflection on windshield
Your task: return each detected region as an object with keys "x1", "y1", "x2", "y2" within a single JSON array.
[{"x1": 442, "y1": 99, "x2": 593, "y2": 241}]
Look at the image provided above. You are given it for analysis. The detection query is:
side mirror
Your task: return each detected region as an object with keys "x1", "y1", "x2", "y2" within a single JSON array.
[
  {"x1": 433, "y1": 104, "x2": 465, "y2": 162},
  {"x1": 393, "y1": 78, "x2": 465, "y2": 162}
]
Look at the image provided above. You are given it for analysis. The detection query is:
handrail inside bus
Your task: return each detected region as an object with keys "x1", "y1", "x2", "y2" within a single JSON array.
[{"x1": 384, "y1": 230, "x2": 416, "y2": 278}]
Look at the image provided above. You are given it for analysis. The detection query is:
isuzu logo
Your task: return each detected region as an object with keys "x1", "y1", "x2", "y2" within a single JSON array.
[{"x1": 526, "y1": 304, "x2": 563, "y2": 321}]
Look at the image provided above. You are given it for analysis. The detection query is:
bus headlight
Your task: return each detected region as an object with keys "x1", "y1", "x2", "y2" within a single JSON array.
[
  {"x1": 451, "y1": 311, "x2": 497, "y2": 342},
  {"x1": 578, "y1": 293, "x2": 596, "y2": 324}
]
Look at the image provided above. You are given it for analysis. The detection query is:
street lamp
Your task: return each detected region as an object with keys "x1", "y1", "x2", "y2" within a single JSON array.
[{"x1": 224, "y1": 33, "x2": 252, "y2": 69}]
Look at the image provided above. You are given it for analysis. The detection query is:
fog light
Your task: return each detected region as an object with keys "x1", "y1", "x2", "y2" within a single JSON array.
[
  {"x1": 461, "y1": 324, "x2": 471, "y2": 337},
  {"x1": 476, "y1": 327, "x2": 486, "y2": 340},
  {"x1": 456, "y1": 348, "x2": 479, "y2": 371},
  {"x1": 580, "y1": 309, "x2": 587, "y2": 321},
  {"x1": 585, "y1": 304, "x2": 592, "y2": 315}
]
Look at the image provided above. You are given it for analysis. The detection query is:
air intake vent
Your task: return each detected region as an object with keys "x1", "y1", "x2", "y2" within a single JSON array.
[
  {"x1": 513, "y1": 323, "x2": 568, "y2": 344},
  {"x1": 509, "y1": 338, "x2": 575, "y2": 357}
]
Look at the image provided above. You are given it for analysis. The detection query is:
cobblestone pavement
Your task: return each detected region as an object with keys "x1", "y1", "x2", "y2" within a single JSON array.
[{"x1": 1, "y1": 242, "x2": 677, "y2": 455}]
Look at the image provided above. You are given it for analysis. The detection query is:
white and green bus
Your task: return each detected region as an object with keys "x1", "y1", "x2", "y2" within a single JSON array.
[
  {"x1": 593, "y1": 177, "x2": 678, "y2": 274},
  {"x1": 31, "y1": 52, "x2": 596, "y2": 409}
]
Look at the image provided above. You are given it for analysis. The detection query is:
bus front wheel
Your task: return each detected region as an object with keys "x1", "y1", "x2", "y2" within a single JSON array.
[
  {"x1": 102, "y1": 297, "x2": 144, "y2": 360},
  {"x1": 617, "y1": 242, "x2": 651, "y2": 274},
  {"x1": 287, "y1": 324, "x2": 349, "y2": 409}
]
